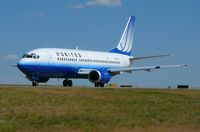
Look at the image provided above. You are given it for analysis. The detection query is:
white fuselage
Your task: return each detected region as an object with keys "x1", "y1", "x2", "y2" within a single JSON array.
[{"x1": 17, "y1": 48, "x2": 131, "y2": 80}]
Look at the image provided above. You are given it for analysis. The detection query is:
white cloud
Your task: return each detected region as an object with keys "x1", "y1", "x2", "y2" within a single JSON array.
[
  {"x1": 21, "y1": 14, "x2": 29, "y2": 19},
  {"x1": 2, "y1": 55, "x2": 18, "y2": 61},
  {"x1": 37, "y1": 12, "x2": 45, "y2": 17},
  {"x1": 69, "y1": 0, "x2": 122, "y2": 9},
  {"x1": 20, "y1": 12, "x2": 45, "y2": 19},
  {"x1": 86, "y1": 0, "x2": 122, "y2": 7},
  {"x1": 69, "y1": 4, "x2": 86, "y2": 9}
]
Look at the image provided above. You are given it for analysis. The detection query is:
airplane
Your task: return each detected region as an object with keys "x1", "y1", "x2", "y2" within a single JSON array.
[{"x1": 17, "y1": 16, "x2": 187, "y2": 87}]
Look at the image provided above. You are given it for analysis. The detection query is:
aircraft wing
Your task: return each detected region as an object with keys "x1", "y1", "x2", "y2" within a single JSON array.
[
  {"x1": 11, "y1": 64, "x2": 17, "y2": 67},
  {"x1": 130, "y1": 54, "x2": 171, "y2": 61},
  {"x1": 109, "y1": 64, "x2": 187, "y2": 74},
  {"x1": 77, "y1": 64, "x2": 187, "y2": 76},
  {"x1": 78, "y1": 68, "x2": 94, "y2": 75}
]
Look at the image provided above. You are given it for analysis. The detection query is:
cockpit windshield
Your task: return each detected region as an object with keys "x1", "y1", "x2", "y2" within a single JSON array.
[{"x1": 21, "y1": 53, "x2": 40, "y2": 59}]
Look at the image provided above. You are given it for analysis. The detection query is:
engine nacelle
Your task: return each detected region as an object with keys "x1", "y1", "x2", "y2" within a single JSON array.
[{"x1": 88, "y1": 69, "x2": 111, "y2": 84}]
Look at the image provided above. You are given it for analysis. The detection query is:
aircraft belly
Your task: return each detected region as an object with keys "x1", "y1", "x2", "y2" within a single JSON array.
[{"x1": 37, "y1": 65, "x2": 81, "y2": 79}]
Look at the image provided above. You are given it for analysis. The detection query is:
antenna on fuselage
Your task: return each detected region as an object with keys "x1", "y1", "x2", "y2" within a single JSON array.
[{"x1": 75, "y1": 46, "x2": 79, "y2": 50}]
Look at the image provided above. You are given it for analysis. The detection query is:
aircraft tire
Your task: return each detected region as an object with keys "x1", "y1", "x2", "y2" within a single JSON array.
[
  {"x1": 94, "y1": 83, "x2": 99, "y2": 87},
  {"x1": 63, "y1": 80, "x2": 68, "y2": 87},
  {"x1": 68, "y1": 80, "x2": 73, "y2": 87},
  {"x1": 100, "y1": 83, "x2": 104, "y2": 87},
  {"x1": 32, "y1": 81, "x2": 38, "y2": 86},
  {"x1": 94, "y1": 83, "x2": 104, "y2": 87}
]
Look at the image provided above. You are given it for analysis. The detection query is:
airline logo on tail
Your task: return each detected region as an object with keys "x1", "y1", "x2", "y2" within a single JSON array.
[{"x1": 109, "y1": 16, "x2": 135, "y2": 56}]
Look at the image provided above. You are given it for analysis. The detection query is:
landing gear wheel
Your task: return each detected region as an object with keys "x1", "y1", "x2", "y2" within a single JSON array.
[
  {"x1": 95, "y1": 83, "x2": 99, "y2": 87},
  {"x1": 94, "y1": 83, "x2": 104, "y2": 87},
  {"x1": 32, "y1": 81, "x2": 38, "y2": 86},
  {"x1": 63, "y1": 80, "x2": 68, "y2": 87},
  {"x1": 67, "y1": 80, "x2": 73, "y2": 87},
  {"x1": 63, "y1": 79, "x2": 73, "y2": 87},
  {"x1": 100, "y1": 83, "x2": 104, "y2": 87}
]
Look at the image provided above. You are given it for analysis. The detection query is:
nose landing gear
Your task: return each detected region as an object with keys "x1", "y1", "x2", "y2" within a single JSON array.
[{"x1": 32, "y1": 81, "x2": 39, "y2": 86}]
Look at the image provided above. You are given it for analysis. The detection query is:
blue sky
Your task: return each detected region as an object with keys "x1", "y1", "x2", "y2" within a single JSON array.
[{"x1": 0, "y1": 0, "x2": 199, "y2": 87}]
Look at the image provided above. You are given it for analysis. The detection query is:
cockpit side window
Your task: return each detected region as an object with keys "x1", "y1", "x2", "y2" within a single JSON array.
[
  {"x1": 26, "y1": 54, "x2": 33, "y2": 58},
  {"x1": 22, "y1": 54, "x2": 26, "y2": 58},
  {"x1": 21, "y1": 53, "x2": 40, "y2": 59}
]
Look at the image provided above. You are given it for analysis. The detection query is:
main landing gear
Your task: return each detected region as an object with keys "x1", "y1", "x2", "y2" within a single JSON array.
[
  {"x1": 63, "y1": 79, "x2": 73, "y2": 87},
  {"x1": 32, "y1": 81, "x2": 38, "y2": 86},
  {"x1": 94, "y1": 83, "x2": 104, "y2": 87}
]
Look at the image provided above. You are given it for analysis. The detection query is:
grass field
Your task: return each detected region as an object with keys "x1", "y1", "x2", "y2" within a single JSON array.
[{"x1": 1, "y1": 86, "x2": 200, "y2": 132}]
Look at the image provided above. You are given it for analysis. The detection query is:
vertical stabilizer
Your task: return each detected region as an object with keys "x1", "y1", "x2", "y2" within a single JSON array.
[{"x1": 109, "y1": 16, "x2": 135, "y2": 56}]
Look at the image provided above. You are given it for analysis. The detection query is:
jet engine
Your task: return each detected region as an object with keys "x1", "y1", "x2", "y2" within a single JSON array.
[{"x1": 88, "y1": 69, "x2": 111, "y2": 84}]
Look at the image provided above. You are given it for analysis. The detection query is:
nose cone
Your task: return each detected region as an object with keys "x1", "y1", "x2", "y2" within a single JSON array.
[
  {"x1": 17, "y1": 59, "x2": 38, "y2": 76},
  {"x1": 17, "y1": 59, "x2": 29, "y2": 74},
  {"x1": 17, "y1": 59, "x2": 24, "y2": 71}
]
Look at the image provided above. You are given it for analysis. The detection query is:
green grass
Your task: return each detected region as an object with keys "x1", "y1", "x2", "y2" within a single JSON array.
[{"x1": 1, "y1": 86, "x2": 200, "y2": 131}]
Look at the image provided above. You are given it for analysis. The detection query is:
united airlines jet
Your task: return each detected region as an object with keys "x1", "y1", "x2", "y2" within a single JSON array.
[{"x1": 17, "y1": 16, "x2": 186, "y2": 87}]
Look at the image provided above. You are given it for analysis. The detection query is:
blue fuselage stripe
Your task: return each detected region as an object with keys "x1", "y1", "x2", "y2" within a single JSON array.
[{"x1": 17, "y1": 62, "x2": 114, "y2": 79}]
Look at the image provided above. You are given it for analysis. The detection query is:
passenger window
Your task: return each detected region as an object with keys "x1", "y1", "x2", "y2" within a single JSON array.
[
  {"x1": 74, "y1": 53, "x2": 78, "y2": 57},
  {"x1": 60, "y1": 52, "x2": 64, "y2": 56}
]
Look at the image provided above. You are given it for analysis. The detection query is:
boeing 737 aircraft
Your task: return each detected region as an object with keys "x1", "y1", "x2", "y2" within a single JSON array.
[{"x1": 17, "y1": 16, "x2": 186, "y2": 87}]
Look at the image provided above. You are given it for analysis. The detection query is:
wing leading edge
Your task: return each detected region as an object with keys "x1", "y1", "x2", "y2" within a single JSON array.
[
  {"x1": 78, "y1": 64, "x2": 187, "y2": 76},
  {"x1": 109, "y1": 64, "x2": 187, "y2": 75},
  {"x1": 129, "y1": 54, "x2": 171, "y2": 61}
]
